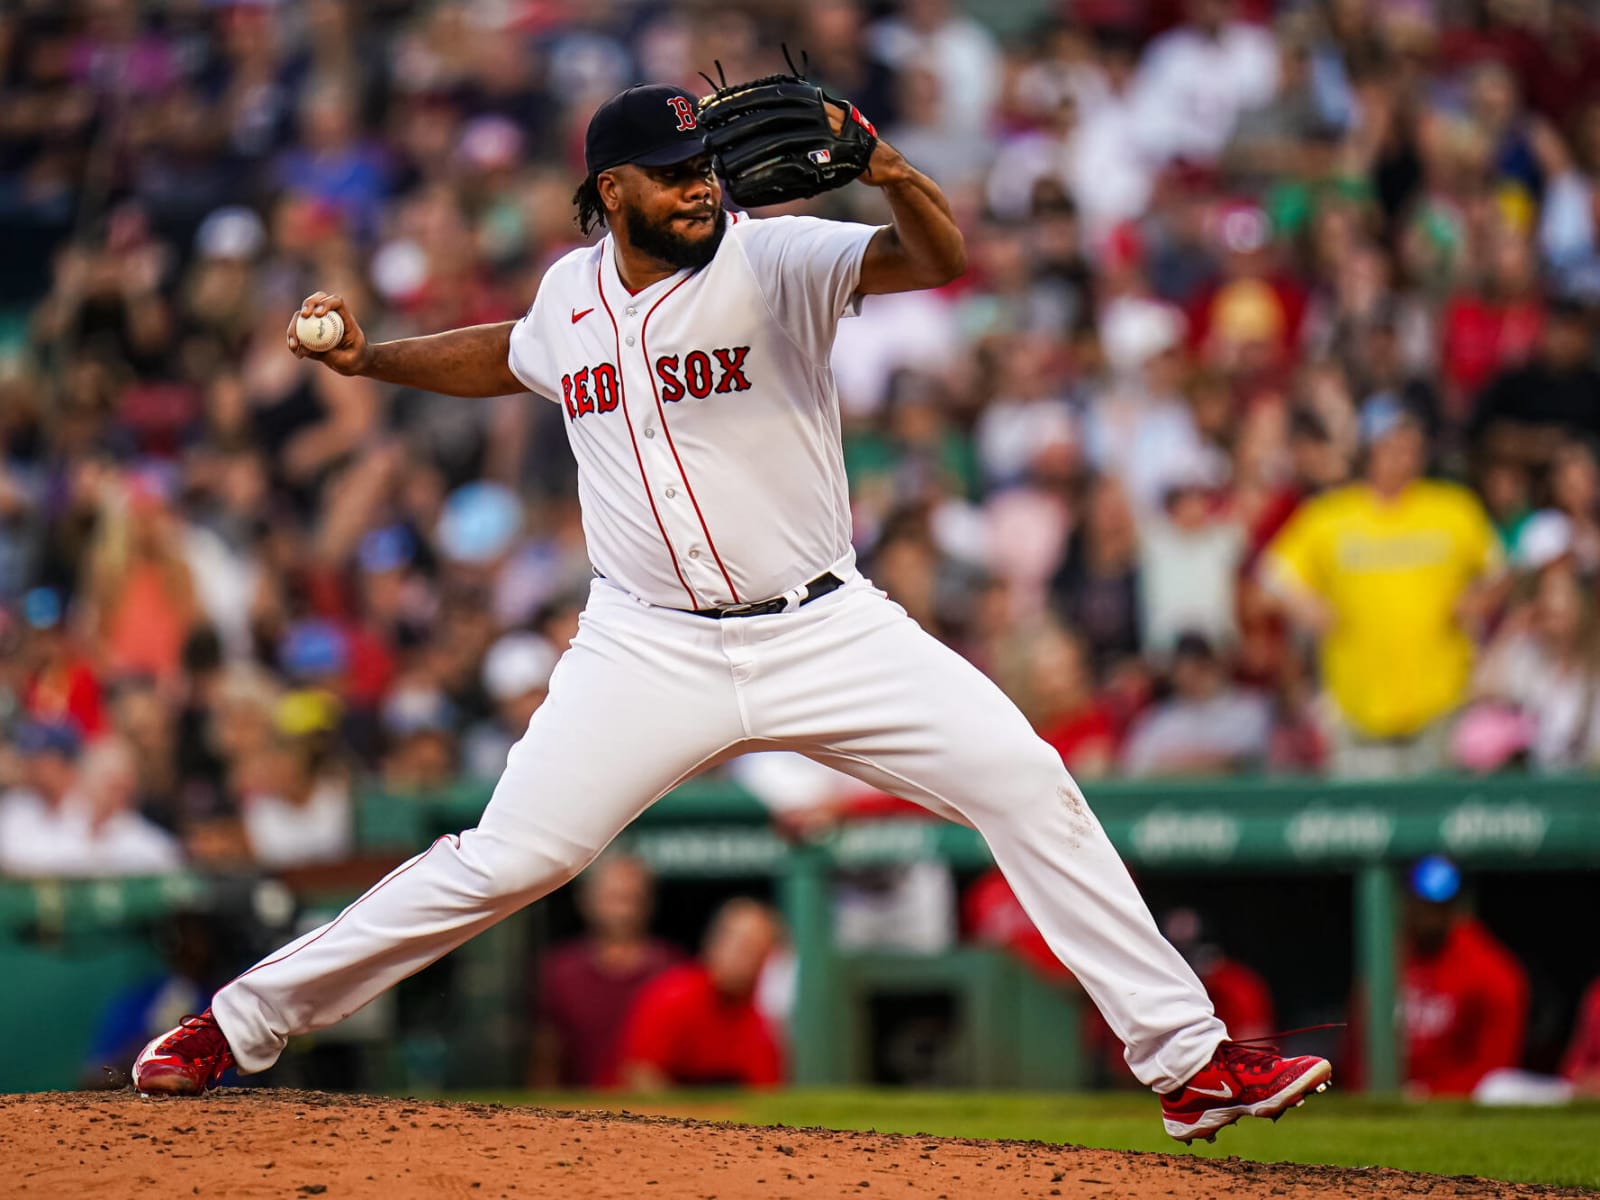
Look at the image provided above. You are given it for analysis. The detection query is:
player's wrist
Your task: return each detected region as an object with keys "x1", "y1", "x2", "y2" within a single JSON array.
[
  {"x1": 863, "y1": 143, "x2": 911, "y2": 187},
  {"x1": 341, "y1": 338, "x2": 377, "y2": 377}
]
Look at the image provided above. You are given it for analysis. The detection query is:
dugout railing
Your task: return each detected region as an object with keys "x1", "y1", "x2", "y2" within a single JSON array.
[{"x1": 1, "y1": 774, "x2": 1595, "y2": 1092}]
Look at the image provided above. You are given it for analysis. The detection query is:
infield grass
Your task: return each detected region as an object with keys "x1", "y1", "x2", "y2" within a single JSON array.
[{"x1": 457, "y1": 1089, "x2": 1600, "y2": 1191}]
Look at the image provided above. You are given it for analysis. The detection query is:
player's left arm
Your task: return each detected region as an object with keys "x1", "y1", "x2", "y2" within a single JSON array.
[{"x1": 825, "y1": 104, "x2": 966, "y2": 294}]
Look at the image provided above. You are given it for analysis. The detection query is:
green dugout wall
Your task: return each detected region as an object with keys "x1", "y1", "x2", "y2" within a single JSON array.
[{"x1": 2, "y1": 776, "x2": 1595, "y2": 1092}]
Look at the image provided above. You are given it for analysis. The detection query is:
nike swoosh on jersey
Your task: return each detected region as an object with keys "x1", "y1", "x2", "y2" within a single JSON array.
[
  {"x1": 571, "y1": 307, "x2": 594, "y2": 323},
  {"x1": 1190, "y1": 1083, "x2": 1234, "y2": 1099}
]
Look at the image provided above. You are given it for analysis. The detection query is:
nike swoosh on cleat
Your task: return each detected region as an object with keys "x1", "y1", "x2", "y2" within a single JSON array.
[
  {"x1": 1191, "y1": 1083, "x2": 1234, "y2": 1099},
  {"x1": 571, "y1": 308, "x2": 594, "y2": 323}
]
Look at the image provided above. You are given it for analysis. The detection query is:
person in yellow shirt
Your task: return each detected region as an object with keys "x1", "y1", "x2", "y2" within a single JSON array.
[{"x1": 1263, "y1": 400, "x2": 1506, "y2": 778}]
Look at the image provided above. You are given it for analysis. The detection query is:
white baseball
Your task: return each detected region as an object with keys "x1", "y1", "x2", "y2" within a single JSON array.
[{"x1": 296, "y1": 309, "x2": 345, "y2": 353}]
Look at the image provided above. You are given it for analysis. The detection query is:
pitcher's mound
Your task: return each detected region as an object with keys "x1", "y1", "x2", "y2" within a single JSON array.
[{"x1": 0, "y1": 1089, "x2": 1588, "y2": 1199}]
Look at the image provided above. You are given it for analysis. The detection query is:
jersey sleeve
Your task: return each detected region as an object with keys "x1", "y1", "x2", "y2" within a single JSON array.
[
  {"x1": 506, "y1": 284, "x2": 560, "y2": 402},
  {"x1": 733, "y1": 215, "x2": 883, "y2": 359}
]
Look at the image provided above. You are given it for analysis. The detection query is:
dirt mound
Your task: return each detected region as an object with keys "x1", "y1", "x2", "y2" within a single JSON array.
[{"x1": 1, "y1": 1090, "x2": 1590, "y2": 1199}]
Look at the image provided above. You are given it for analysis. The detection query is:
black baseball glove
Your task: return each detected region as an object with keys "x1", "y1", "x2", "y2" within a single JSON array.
[{"x1": 696, "y1": 56, "x2": 878, "y2": 210}]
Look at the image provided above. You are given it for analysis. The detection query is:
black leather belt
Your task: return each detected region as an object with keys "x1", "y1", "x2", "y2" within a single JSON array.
[{"x1": 689, "y1": 572, "x2": 844, "y2": 619}]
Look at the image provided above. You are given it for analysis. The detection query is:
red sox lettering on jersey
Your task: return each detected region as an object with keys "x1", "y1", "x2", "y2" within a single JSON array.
[
  {"x1": 559, "y1": 346, "x2": 753, "y2": 419},
  {"x1": 509, "y1": 212, "x2": 881, "y2": 610}
]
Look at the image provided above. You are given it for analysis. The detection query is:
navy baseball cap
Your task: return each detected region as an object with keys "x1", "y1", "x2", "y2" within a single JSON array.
[{"x1": 585, "y1": 84, "x2": 707, "y2": 176}]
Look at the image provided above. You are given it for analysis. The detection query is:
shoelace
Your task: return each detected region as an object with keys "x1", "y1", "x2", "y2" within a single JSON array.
[
  {"x1": 161, "y1": 1012, "x2": 220, "y2": 1054},
  {"x1": 1215, "y1": 1041, "x2": 1286, "y2": 1074},
  {"x1": 1215, "y1": 1023, "x2": 1346, "y2": 1074}
]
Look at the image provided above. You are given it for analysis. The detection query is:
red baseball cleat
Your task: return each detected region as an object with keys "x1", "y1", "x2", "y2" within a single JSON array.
[
  {"x1": 1161, "y1": 1039, "x2": 1332, "y2": 1144},
  {"x1": 132, "y1": 1009, "x2": 236, "y2": 1096}
]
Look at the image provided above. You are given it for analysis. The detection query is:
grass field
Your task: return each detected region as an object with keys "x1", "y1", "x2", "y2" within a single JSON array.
[{"x1": 457, "y1": 1089, "x2": 1600, "y2": 1191}]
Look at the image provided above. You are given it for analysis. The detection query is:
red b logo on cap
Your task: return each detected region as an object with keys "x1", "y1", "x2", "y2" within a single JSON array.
[{"x1": 667, "y1": 96, "x2": 697, "y2": 132}]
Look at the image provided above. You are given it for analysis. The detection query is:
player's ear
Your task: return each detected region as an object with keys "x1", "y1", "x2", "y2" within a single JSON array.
[{"x1": 597, "y1": 169, "x2": 626, "y2": 218}]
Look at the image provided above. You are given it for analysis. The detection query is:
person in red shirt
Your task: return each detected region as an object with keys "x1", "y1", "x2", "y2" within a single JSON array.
[
  {"x1": 1033, "y1": 628, "x2": 1118, "y2": 780},
  {"x1": 993, "y1": 624, "x2": 1116, "y2": 780},
  {"x1": 1398, "y1": 856, "x2": 1530, "y2": 1098},
  {"x1": 964, "y1": 871, "x2": 1274, "y2": 1081},
  {"x1": 19, "y1": 587, "x2": 106, "y2": 737},
  {"x1": 1159, "y1": 907, "x2": 1275, "y2": 1043},
  {"x1": 615, "y1": 898, "x2": 785, "y2": 1090},
  {"x1": 529, "y1": 853, "x2": 683, "y2": 1088},
  {"x1": 1561, "y1": 977, "x2": 1600, "y2": 1096}
]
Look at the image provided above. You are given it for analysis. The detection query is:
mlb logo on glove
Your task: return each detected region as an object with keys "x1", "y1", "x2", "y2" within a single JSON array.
[{"x1": 807, "y1": 149, "x2": 832, "y2": 165}]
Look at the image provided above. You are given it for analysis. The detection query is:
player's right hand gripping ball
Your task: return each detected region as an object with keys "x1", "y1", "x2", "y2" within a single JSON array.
[
  {"x1": 296, "y1": 309, "x2": 345, "y2": 353},
  {"x1": 697, "y1": 65, "x2": 877, "y2": 209}
]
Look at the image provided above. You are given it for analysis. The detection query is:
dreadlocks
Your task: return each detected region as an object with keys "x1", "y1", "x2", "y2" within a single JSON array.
[{"x1": 574, "y1": 174, "x2": 605, "y2": 237}]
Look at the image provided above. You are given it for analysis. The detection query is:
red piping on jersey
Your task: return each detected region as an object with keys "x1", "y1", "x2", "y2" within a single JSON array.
[
  {"x1": 222, "y1": 833, "x2": 459, "y2": 990},
  {"x1": 596, "y1": 255, "x2": 700, "y2": 608},
  {"x1": 640, "y1": 270, "x2": 742, "y2": 603}
]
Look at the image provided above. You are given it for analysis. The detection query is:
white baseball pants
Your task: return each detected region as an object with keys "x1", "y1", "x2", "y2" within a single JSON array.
[{"x1": 212, "y1": 575, "x2": 1225, "y2": 1092}]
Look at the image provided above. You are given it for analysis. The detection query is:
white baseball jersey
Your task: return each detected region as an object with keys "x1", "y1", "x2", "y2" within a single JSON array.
[{"x1": 506, "y1": 212, "x2": 880, "y2": 610}]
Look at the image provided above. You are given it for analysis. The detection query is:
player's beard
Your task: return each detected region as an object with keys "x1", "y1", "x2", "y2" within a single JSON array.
[{"x1": 626, "y1": 207, "x2": 727, "y2": 271}]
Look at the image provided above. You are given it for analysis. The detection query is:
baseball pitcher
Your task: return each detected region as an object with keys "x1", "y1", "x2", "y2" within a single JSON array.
[{"x1": 133, "y1": 73, "x2": 1330, "y2": 1143}]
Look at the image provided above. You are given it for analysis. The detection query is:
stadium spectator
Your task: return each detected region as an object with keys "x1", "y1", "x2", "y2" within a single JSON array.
[
  {"x1": 1131, "y1": 0, "x2": 1279, "y2": 168},
  {"x1": 16, "y1": 586, "x2": 105, "y2": 737},
  {"x1": 615, "y1": 898, "x2": 786, "y2": 1090},
  {"x1": 1136, "y1": 462, "x2": 1245, "y2": 657},
  {"x1": 730, "y1": 751, "x2": 953, "y2": 953},
  {"x1": 1463, "y1": 556, "x2": 1600, "y2": 772},
  {"x1": 1472, "y1": 298, "x2": 1600, "y2": 476},
  {"x1": 964, "y1": 874, "x2": 1275, "y2": 1081},
  {"x1": 1121, "y1": 632, "x2": 1271, "y2": 777},
  {"x1": 379, "y1": 682, "x2": 459, "y2": 795},
  {"x1": 233, "y1": 699, "x2": 353, "y2": 871},
  {"x1": 1562, "y1": 976, "x2": 1600, "y2": 1097},
  {"x1": 1087, "y1": 298, "x2": 1224, "y2": 515},
  {"x1": 0, "y1": 728, "x2": 181, "y2": 878},
  {"x1": 800, "y1": 0, "x2": 900, "y2": 133},
  {"x1": 1264, "y1": 400, "x2": 1505, "y2": 777},
  {"x1": 529, "y1": 853, "x2": 683, "y2": 1090},
  {"x1": 110, "y1": 672, "x2": 183, "y2": 832},
  {"x1": 1048, "y1": 475, "x2": 1143, "y2": 677},
  {"x1": 1220, "y1": 18, "x2": 1344, "y2": 192},
  {"x1": 1160, "y1": 906, "x2": 1275, "y2": 1044},
  {"x1": 870, "y1": 0, "x2": 1002, "y2": 142},
  {"x1": 1541, "y1": 442, "x2": 1600, "y2": 582},
  {"x1": 463, "y1": 632, "x2": 558, "y2": 781},
  {"x1": 994, "y1": 622, "x2": 1117, "y2": 779},
  {"x1": 82, "y1": 469, "x2": 202, "y2": 688},
  {"x1": 1396, "y1": 857, "x2": 1529, "y2": 1099}
]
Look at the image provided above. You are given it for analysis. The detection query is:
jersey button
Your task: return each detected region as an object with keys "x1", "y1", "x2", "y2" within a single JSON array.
[
  {"x1": 688, "y1": 547, "x2": 701, "y2": 559},
  {"x1": 626, "y1": 306, "x2": 638, "y2": 317},
  {"x1": 665, "y1": 486, "x2": 677, "y2": 499},
  {"x1": 625, "y1": 335, "x2": 636, "y2": 346},
  {"x1": 644, "y1": 427, "x2": 656, "y2": 439}
]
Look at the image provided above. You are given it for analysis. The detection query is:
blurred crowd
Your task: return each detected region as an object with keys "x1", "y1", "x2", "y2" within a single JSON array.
[{"x1": 5, "y1": 0, "x2": 1600, "y2": 881}]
